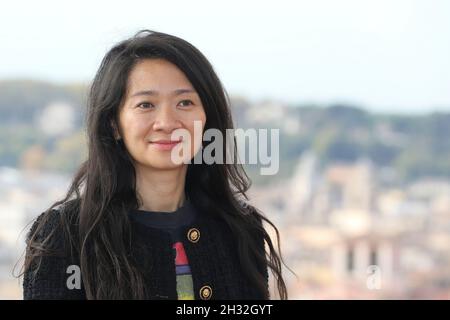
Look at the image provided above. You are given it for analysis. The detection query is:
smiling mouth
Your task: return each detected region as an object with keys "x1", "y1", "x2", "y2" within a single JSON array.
[
  {"x1": 148, "y1": 139, "x2": 182, "y2": 150},
  {"x1": 149, "y1": 140, "x2": 182, "y2": 144}
]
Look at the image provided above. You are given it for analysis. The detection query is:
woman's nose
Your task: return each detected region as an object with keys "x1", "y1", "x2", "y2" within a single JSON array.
[{"x1": 152, "y1": 106, "x2": 182, "y2": 132}]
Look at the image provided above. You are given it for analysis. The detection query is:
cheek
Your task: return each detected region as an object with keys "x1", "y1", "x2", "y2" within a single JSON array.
[
  {"x1": 186, "y1": 110, "x2": 206, "y2": 137},
  {"x1": 119, "y1": 118, "x2": 152, "y2": 159},
  {"x1": 179, "y1": 111, "x2": 206, "y2": 156},
  {"x1": 120, "y1": 114, "x2": 148, "y2": 140},
  {"x1": 194, "y1": 107, "x2": 207, "y2": 129}
]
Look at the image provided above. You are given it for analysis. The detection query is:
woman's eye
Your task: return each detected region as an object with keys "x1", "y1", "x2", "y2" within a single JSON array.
[
  {"x1": 137, "y1": 102, "x2": 153, "y2": 109},
  {"x1": 179, "y1": 100, "x2": 194, "y2": 107}
]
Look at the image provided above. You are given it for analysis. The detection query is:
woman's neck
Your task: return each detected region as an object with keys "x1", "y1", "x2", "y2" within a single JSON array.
[{"x1": 134, "y1": 164, "x2": 187, "y2": 212}]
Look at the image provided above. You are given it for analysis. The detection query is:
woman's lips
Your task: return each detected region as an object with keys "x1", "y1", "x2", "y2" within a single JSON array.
[{"x1": 149, "y1": 140, "x2": 182, "y2": 151}]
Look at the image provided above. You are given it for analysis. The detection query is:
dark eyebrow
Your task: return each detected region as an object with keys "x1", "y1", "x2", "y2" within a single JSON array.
[{"x1": 130, "y1": 88, "x2": 196, "y2": 97}]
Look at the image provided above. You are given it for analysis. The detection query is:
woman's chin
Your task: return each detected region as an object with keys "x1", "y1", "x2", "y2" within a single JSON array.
[{"x1": 144, "y1": 159, "x2": 186, "y2": 170}]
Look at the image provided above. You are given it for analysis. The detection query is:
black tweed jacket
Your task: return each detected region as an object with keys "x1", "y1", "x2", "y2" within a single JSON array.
[{"x1": 23, "y1": 201, "x2": 269, "y2": 300}]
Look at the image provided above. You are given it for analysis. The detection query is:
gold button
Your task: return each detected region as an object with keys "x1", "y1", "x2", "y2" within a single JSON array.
[
  {"x1": 187, "y1": 228, "x2": 200, "y2": 243},
  {"x1": 199, "y1": 285, "x2": 212, "y2": 300}
]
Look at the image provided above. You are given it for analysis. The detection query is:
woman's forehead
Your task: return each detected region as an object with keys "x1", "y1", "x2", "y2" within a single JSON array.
[{"x1": 126, "y1": 59, "x2": 195, "y2": 96}]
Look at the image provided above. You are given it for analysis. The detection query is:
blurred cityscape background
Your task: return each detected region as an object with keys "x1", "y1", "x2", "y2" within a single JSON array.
[{"x1": 1, "y1": 0, "x2": 449, "y2": 299}]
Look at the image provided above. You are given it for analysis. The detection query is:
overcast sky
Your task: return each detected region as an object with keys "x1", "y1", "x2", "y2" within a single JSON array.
[{"x1": 1, "y1": 0, "x2": 449, "y2": 114}]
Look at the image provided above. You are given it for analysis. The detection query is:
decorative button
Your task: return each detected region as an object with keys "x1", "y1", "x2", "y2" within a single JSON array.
[
  {"x1": 199, "y1": 285, "x2": 212, "y2": 300},
  {"x1": 187, "y1": 228, "x2": 200, "y2": 243}
]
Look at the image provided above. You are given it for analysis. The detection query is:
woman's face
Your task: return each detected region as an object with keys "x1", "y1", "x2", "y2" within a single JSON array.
[{"x1": 118, "y1": 58, "x2": 206, "y2": 170}]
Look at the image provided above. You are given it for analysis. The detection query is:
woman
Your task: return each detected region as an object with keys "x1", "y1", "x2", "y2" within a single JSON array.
[{"x1": 22, "y1": 30, "x2": 288, "y2": 300}]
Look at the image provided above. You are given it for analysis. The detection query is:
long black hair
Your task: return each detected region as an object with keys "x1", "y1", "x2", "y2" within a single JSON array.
[{"x1": 22, "y1": 30, "x2": 290, "y2": 299}]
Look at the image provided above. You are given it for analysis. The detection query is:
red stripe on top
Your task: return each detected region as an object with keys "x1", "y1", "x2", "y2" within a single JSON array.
[{"x1": 173, "y1": 242, "x2": 189, "y2": 265}]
